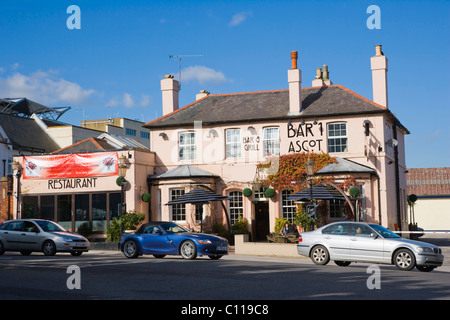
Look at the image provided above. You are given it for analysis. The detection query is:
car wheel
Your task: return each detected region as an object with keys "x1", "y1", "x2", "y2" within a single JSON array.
[
  {"x1": 153, "y1": 255, "x2": 166, "y2": 258},
  {"x1": 0, "y1": 241, "x2": 5, "y2": 255},
  {"x1": 123, "y1": 240, "x2": 139, "y2": 258},
  {"x1": 310, "y1": 245, "x2": 330, "y2": 265},
  {"x1": 70, "y1": 251, "x2": 83, "y2": 256},
  {"x1": 334, "y1": 261, "x2": 351, "y2": 266},
  {"x1": 416, "y1": 265, "x2": 435, "y2": 272},
  {"x1": 208, "y1": 254, "x2": 223, "y2": 260},
  {"x1": 42, "y1": 241, "x2": 57, "y2": 256},
  {"x1": 393, "y1": 249, "x2": 415, "y2": 271},
  {"x1": 180, "y1": 240, "x2": 197, "y2": 260}
]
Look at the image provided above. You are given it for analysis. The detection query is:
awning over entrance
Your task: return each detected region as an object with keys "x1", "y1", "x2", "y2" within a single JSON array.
[
  {"x1": 287, "y1": 185, "x2": 347, "y2": 201},
  {"x1": 166, "y1": 188, "x2": 230, "y2": 205}
]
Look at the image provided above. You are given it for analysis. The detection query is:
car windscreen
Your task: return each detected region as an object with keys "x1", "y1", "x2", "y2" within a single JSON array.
[
  {"x1": 369, "y1": 224, "x2": 401, "y2": 238},
  {"x1": 159, "y1": 222, "x2": 189, "y2": 234},
  {"x1": 35, "y1": 220, "x2": 67, "y2": 232}
]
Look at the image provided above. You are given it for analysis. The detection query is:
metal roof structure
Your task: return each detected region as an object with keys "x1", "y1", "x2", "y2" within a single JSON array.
[
  {"x1": 0, "y1": 98, "x2": 70, "y2": 121},
  {"x1": 317, "y1": 157, "x2": 375, "y2": 175},
  {"x1": 150, "y1": 165, "x2": 219, "y2": 180}
]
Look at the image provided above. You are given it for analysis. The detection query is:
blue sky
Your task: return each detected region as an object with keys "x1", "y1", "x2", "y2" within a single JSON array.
[{"x1": 0, "y1": 0, "x2": 448, "y2": 168}]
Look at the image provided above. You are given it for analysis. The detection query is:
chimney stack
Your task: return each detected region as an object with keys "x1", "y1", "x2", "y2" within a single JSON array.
[
  {"x1": 288, "y1": 50, "x2": 302, "y2": 114},
  {"x1": 161, "y1": 74, "x2": 180, "y2": 116},
  {"x1": 370, "y1": 45, "x2": 388, "y2": 108},
  {"x1": 196, "y1": 90, "x2": 210, "y2": 100},
  {"x1": 312, "y1": 65, "x2": 333, "y2": 87}
]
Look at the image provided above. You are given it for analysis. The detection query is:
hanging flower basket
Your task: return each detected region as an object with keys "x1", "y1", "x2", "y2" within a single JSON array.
[
  {"x1": 141, "y1": 193, "x2": 151, "y2": 202},
  {"x1": 265, "y1": 188, "x2": 275, "y2": 198},
  {"x1": 243, "y1": 188, "x2": 253, "y2": 197}
]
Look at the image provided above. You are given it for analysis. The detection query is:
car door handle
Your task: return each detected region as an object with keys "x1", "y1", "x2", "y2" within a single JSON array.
[
  {"x1": 324, "y1": 236, "x2": 331, "y2": 239},
  {"x1": 350, "y1": 238, "x2": 357, "y2": 241},
  {"x1": 21, "y1": 233, "x2": 26, "y2": 236}
]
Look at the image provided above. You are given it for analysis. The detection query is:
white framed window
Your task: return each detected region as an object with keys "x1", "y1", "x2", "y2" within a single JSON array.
[
  {"x1": 179, "y1": 132, "x2": 196, "y2": 161},
  {"x1": 263, "y1": 127, "x2": 280, "y2": 157},
  {"x1": 228, "y1": 191, "x2": 243, "y2": 225},
  {"x1": 281, "y1": 190, "x2": 296, "y2": 223},
  {"x1": 170, "y1": 188, "x2": 185, "y2": 221},
  {"x1": 327, "y1": 122, "x2": 347, "y2": 153},
  {"x1": 226, "y1": 129, "x2": 241, "y2": 158}
]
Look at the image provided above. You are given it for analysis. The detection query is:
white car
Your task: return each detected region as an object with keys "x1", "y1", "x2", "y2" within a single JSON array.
[
  {"x1": 297, "y1": 221, "x2": 444, "y2": 272},
  {"x1": 0, "y1": 219, "x2": 89, "y2": 256}
]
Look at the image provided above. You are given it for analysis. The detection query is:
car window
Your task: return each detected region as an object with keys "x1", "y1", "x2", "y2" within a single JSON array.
[
  {"x1": 351, "y1": 224, "x2": 373, "y2": 237},
  {"x1": 35, "y1": 220, "x2": 66, "y2": 232},
  {"x1": 2, "y1": 221, "x2": 23, "y2": 231},
  {"x1": 160, "y1": 222, "x2": 189, "y2": 234},
  {"x1": 143, "y1": 226, "x2": 161, "y2": 234},
  {"x1": 24, "y1": 221, "x2": 39, "y2": 233},
  {"x1": 322, "y1": 223, "x2": 349, "y2": 236},
  {"x1": 369, "y1": 224, "x2": 401, "y2": 238}
]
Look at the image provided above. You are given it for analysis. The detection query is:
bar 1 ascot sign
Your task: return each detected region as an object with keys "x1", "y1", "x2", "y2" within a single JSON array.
[{"x1": 287, "y1": 121, "x2": 324, "y2": 153}]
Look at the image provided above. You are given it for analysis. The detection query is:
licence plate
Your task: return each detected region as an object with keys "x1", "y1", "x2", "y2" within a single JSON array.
[{"x1": 217, "y1": 246, "x2": 227, "y2": 251}]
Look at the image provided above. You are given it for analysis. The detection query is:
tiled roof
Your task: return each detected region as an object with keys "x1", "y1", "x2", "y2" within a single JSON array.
[
  {"x1": 145, "y1": 85, "x2": 408, "y2": 133},
  {"x1": 406, "y1": 167, "x2": 450, "y2": 196}
]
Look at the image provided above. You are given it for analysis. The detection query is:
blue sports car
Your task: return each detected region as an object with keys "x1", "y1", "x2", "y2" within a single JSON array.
[{"x1": 120, "y1": 221, "x2": 228, "y2": 260}]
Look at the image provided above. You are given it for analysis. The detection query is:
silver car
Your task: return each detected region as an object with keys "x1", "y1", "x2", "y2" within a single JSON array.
[
  {"x1": 297, "y1": 221, "x2": 444, "y2": 272},
  {"x1": 0, "y1": 219, "x2": 90, "y2": 256}
]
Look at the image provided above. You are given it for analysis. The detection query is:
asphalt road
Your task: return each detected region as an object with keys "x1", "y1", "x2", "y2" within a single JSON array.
[{"x1": 0, "y1": 248, "x2": 449, "y2": 302}]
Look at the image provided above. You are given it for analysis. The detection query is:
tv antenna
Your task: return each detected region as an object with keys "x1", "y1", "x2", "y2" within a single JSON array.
[{"x1": 169, "y1": 54, "x2": 204, "y2": 89}]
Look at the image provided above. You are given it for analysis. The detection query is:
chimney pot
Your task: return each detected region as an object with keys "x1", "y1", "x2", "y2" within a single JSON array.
[{"x1": 291, "y1": 51, "x2": 298, "y2": 69}]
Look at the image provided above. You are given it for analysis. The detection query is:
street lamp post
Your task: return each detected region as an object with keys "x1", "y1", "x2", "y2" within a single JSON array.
[
  {"x1": 11, "y1": 161, "x2": 21, "y2": 219},
  {"x1": 118, "y1": 155, "x2": 128, "y2": 217},
  {"x1": 304, "y1": 160, "x2": 315, "y2": 230}
]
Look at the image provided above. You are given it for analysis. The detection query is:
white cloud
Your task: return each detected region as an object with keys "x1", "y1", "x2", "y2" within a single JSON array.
[
  {"x1": 0, "y1": 70, "x2": 96, "y2": 105},
  {"x1": 181, "y1": 65, "x2": 228, "y2": 85},
  {"x1": 123, "y1": 93, "x2": 134, "y2": 108},
  {"x1": 140, "y1": 94, "x2": 151, "y2": 107},
  {"x1": 229, "y1": 11, "x2": 252, "y2": 26},
  {"x1": 107, "y1": 93, "x2": 151, "y2": 108}
]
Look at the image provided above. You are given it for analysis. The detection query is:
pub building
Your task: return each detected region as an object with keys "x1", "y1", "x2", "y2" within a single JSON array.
[
  {"x1": 10, "y1": 45, "x2": 409, "y2": 241},
  {"x1": 145, "y1": 45, "x2": 409, "y2": 239}
]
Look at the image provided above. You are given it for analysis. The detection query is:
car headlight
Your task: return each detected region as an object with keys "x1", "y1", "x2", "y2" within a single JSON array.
[
  {"x1": 62, "y1": 236, "x2": 74, "y2": 242},
  {"x1": 416, "y1": 247, "x2": 433, "y2": 253},
  {"x1": 197, "y1": 239, "x2": 212, "y2": 244}
]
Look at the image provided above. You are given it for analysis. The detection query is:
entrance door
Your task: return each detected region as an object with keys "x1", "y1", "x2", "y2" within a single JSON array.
[{"x1": 254, "y1": 202, "x2": 269, "y2": 241}]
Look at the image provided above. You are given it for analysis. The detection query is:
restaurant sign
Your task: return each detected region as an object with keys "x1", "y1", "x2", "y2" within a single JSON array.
[{"x1": 22, "y1": 152, "x2": 118, "y2": 180}]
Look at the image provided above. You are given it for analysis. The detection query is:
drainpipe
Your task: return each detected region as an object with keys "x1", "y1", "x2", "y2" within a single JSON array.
[{"x1": 393, "y1": 122, "x2": 401, "y2": 231}]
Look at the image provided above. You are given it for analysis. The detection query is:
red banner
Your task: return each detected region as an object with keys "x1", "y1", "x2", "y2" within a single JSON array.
[{"x1": 22, "y1": 152, "x2": 119, "y2": 180}]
